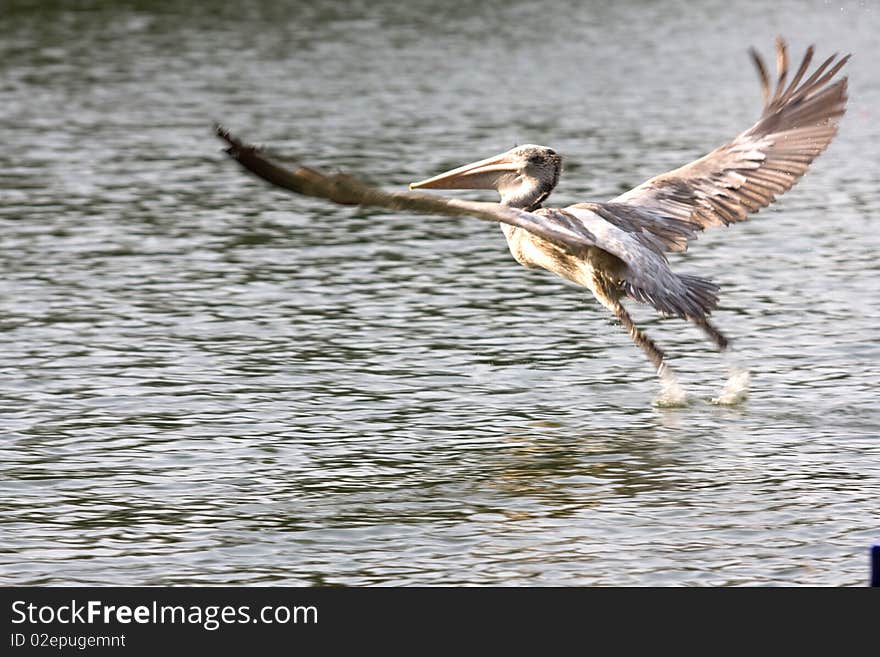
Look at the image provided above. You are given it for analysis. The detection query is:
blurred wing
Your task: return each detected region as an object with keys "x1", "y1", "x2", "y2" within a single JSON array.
[
  {"x1": 596, "y1": 37, "x2": 849, "y2": 254},
  {"x1": 216, "y1": 125, "x2": 599, "y2": 257}
]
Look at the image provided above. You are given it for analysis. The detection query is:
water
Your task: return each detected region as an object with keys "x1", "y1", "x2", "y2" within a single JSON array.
[{"x1": 1, "y1": 0, "x2": 878, "y2": 586}]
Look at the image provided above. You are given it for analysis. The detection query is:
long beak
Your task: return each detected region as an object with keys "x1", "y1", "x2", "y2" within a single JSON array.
[{"x1": 409, "y1": 152, "x2": 519, "y2": 190}]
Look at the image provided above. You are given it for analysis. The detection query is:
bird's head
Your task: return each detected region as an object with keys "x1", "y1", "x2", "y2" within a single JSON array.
[{"x1": 409, "y1": 144, "x2": 561, "y2": 211}]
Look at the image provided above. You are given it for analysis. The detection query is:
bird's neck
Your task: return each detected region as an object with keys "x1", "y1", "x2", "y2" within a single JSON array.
[{"x1": 499, "y1": 178, "x2": 553, "y2": 212}]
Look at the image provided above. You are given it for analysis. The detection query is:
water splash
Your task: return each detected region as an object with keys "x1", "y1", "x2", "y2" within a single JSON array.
[
  {"x1": 712, "y1": 352, "x2": 751, "y2": 405},
  {"x1": 653, "y1": 363, "x2": 689, "y2": 407}
]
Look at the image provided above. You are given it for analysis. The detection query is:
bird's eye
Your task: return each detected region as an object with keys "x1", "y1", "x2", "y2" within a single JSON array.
[
  {"x1": 546, "y1": 149, "x2": 556, "y2": 156},
  {"x1": 528, "y1": 154, "x2": 544, "y2": 164}
]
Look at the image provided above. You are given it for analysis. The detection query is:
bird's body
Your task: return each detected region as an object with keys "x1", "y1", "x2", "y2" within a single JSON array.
[
  {"x1": 216, "y1": 38, "x2": 849, "y2": 394},
  {"x1": 501, "y1": 220, "x2": 612, "y2": 288},
  {"x1": 500, "y1": 211, "x2": 666, "y2": 312}
]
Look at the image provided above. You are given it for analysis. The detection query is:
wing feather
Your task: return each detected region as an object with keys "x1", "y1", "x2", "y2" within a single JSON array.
[
  {"x1": 215, "y1": 125, "x2": 599, "y2": 258},
  {"x1": 605, "y1": 38, "x2": 848, "y2": 253}
]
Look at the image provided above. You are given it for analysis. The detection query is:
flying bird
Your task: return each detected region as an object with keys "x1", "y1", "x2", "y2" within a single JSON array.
[{"x1": 216, "y1": 38, "x2": 848, "y2": 390}]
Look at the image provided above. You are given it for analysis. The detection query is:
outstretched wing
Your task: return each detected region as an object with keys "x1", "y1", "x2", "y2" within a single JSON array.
[
  {"x1": 215, "y1": 125, "x2": 599, "y2": 258},
  {"x1": 582, "y1": 37, "x2": 849, "y2": 255}
]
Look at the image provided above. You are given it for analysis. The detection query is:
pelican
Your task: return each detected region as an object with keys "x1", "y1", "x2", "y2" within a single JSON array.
[{"x1": 216, "y1": 38, "x2": 848, "y2": 392}]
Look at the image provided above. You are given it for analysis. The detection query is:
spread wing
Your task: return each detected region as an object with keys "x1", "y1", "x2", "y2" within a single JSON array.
[
  {"x1": 578, "y1": 37, "x2": 849, "y2": 255},
  {"x1": 215, "y1": 125, "x2": 600, "y2": 258}
]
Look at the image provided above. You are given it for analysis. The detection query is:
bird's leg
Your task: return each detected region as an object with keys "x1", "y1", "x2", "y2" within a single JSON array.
[
  {"x1": 611, "y1": 302, "x2": 668, "y2": 375},
  {"x1": 589, "y1": 276, "x2": 686, "y2": 402},
  {"x1": 691, "y1": 316, "x2": 749, "y2": 404},
  {"x1": 692, "y1": 316, "x2": 730, "y2": 351},
  {"x1": 611, "y1": 303, "x2": 688, "y2": 404},
  {"x1": 590, "y1": 275, "x2": 672, "y2": 377}
]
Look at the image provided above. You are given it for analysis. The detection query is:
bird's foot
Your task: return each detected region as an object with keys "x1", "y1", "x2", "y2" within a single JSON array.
[
  {"x1": 652, "y1": 362, "x2": 689, "y2": 407},
  {"x1": 711, "y1": 351, "x2": 750, "y2": 405}
]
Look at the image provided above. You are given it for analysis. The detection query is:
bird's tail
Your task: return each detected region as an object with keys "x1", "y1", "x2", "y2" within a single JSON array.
[{"x1": 677, "y1": 273, "x2": 720, "y2": 320}]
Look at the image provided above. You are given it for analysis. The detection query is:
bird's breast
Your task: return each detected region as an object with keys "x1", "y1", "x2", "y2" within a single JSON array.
[{"x1": 500, "y1": 224, "x2": 596, "y2": 288}]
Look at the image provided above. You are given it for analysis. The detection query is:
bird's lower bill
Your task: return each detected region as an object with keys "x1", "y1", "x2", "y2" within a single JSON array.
[{"x1": 409, "y1": 152, "x2": 519, "y2": 190}]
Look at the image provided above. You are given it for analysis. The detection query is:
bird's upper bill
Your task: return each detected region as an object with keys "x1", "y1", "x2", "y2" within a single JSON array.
[{"x1": 409, "y1": 150, "x2": 523, "y2": 191}]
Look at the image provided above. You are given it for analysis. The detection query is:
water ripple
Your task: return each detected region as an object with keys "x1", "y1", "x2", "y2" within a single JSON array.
[{"x1": 1, "y1": 0, "x2": 879, "y2": 586}]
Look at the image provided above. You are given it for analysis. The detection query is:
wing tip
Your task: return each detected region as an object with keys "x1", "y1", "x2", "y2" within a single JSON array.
[
  {"x1": 214, "y1": 122, "x2": 234, "y2": 146},
  {"x1": 214, "y1": 123, "x2": 262, "y2": 159},
  {"x1": 774, "y1": 34, "x2": 787, "y2": 54},
  {"x1": 752, "y1": 37, "x2": 851, "y2": 119},
  {"x1": 749, "y1": 47, "x2": 771, "y2": 109}
]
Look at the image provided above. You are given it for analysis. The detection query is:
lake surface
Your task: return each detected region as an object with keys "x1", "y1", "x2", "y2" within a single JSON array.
[{"x1": 1, "y1": 0, "x2": 878, "y2": 586}]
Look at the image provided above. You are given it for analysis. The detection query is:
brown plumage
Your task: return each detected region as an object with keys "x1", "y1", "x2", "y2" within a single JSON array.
[
  {"x1": 612, "y1": 37, "x2": 849, "y2": 240},
  {"x1": 216, "y1": 38, "x2": 849, "y2": 388}
]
